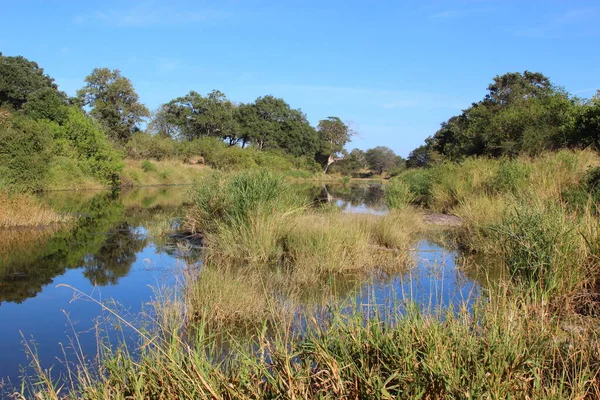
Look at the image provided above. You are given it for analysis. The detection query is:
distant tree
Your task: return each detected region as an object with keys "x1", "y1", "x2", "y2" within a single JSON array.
[
  {"x1": 0, "y1": 53, "x2": 64, "y2": 110},
  {"x1": 147, "y1": 104, "x2": 181, "y2": 139},
  {"x1": 406, "y1": 145, "x2": 435, "y2": 168},
  {"x1": 316, "y1": 117, "x2": 355, "y2": 172},
  {"x1": 484, "y1": 71, "x2": 552, "y2": 106},
  {"x1": 77, "y1": 68, "x2": 150, "y2": 143},
  {"x1": 164, "y1": 90, "x2": 240, "y2": 144},
  {"x1": 238, "y1": 95, "x2": 318, "y2": 156},
  {"x1": 365, "y1": 146, "x2": 400, "y2": 174},
  {"x1": 424, "y1": 71, "x2": 577, "y2": 160}
]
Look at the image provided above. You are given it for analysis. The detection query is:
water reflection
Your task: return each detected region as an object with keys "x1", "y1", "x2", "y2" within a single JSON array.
[
  {"x1": 311, "y1": 183, "x2": 388, "y2": 215},
  {"x1": 0, "y1": 187, "x2": 196, "y2": 383}
]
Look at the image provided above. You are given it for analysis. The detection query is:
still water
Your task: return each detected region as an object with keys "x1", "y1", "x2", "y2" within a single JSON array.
[{"x1": 0, "y1": 184, "x2": 482, "y2": 388}]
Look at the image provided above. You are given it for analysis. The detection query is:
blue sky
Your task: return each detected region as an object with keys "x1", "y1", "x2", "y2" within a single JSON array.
[{"x1": 1, "y1": 0, "x2": 599, "y2": 156}]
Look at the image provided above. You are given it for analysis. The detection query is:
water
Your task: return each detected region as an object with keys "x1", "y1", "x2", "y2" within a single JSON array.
[
  {"x1": 0, "y1": 184, "x2": 483, "y2": 389},
  {"x1": 0, "y1": 187, "x2": 196, "y2": 385}
]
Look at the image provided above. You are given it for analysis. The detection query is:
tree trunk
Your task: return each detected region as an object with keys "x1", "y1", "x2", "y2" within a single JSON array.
[{"x1": 323, "y1": 154, "x2": 338, "y2": 173}]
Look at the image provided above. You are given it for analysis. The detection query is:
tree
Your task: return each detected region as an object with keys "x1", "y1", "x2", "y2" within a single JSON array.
[
  {"x1": 316, "y1": 117, "x2": 354, "y2": 172},
  {"x1": 0, "y1": 53, "x2": 64, "y2": 110},
  {"x1": 147, "y1": 104, "x2": 181, "y2": 139},
  {"x1": 365, "y1": 146, "x2": 400, "y2": 174},
  {"x1": 406, "y1": 145, "x2": 435, "y2": 168},
  {"x1": 163, "y1": 90, "x2": 240, "y2": 143},
  {"x1": 424, "y1": 71, "x2": 576, "y2": 160},
  {"x1": 77, "y1": 68, "x2": 150, "y2": 143},
  {"x1": 238, "y1": 96, "x2": 318, "y2": 156}
]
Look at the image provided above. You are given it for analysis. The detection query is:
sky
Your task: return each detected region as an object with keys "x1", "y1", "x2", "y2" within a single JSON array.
[{"x1": 1, "y1": 0, "x2": 599, "y2": 157}]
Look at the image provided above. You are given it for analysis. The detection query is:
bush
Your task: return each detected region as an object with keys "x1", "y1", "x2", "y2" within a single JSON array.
[
  {"x1": 126, "y1": 132, "x2": 178, "y2": 161},
  {"x1": 57, "y1": 109, "x2": 123, "y2": 186},
  {"x1": 141, "y1": 159, "x2": 157, "y2": 173},
  {"x1": 0, "y1": 113, "x2": 53, "y2": 192},
  {"x1": 486, "y1": 159, "x2": 532, "y2": 196},
  {"x1": 398, "y1": 169, "x2": 435, "y2": 206},
  {"x1": 187, "y1": 171, "x2": 299, "y2": 233},
  {"x1": 180, "y1": 137, "x2": 227, "y2": 163},
  {"x1": 385, "y1": 178, "x2": 416, "y2": 209}
]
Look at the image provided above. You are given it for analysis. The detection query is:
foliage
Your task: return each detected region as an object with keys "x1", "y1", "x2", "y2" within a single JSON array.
[
  {"x1": 316, "y1": 117, "x2": 354, "y2": 171},
  {"x1": 384, "y1": 179, "x2": 415, "y2": 209},
  {"x1": 0, "y1": 113, "x2": 53, "y2": 192},
  {"x1": 187, "y1": 171, "x2": 297, "y2": 233},
  {"x1": 77, "y1": 68, "x2": 150, "y2": 143},
  {"x1": 0, "y1": 53, "x2": 64, "y2": 110},
  {"x1": 365, "y1": 146, "x2": 403, "y2": 174},
  {"x1": 239, "y1": 95, "x2": 318, "y2": 157},
  {"x1": 126, "y1": 132, "x2": 179, "y2": 161},
  {"x1": 410, "y1": 71, "x2": 599, "y2": 163},
  {"x1": 56, "y1": 108, "x2": 123, "y2": 185},
  {"x1": 163, "y1": 90, "x2": 240, "y2": 143}
]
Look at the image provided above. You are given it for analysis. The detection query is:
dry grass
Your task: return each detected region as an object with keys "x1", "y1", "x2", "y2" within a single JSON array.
[
  {"x1": 121, "y1": 159, "x2": 210, "y2": 187},
  {"x1": 0, "y1": 192, "x2": 71, "y2": 228}
]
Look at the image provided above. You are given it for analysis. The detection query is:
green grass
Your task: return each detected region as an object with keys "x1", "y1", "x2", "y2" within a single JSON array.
[{"x1": 18, "y1": 152, "x2": 600, "y2": 399}]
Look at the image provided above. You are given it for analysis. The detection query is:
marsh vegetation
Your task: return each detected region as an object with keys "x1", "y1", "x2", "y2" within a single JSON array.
[{"x1": 1, "y1": 52, "x2": 600, "y2": 398}]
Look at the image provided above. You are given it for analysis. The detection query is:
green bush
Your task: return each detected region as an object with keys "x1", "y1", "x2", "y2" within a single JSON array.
[
  {"x1": 486, "y1": 159, "x2": 532, "y2": 195},
  {"x1": 491, "y1": 204, "x2": 579, "y2": 293},
  {"x1": 141, "y1": 159, "x2": 157, "y2": 173},
  {"x1": 385, "y1": 178, "x2": 416, "y2": 209},
  {"x1": 398, "y1": 169, "x2": 435, "y2": 206},
  {"x1": 180, "y1": 137, "x2": 227, "y2": 163},
  {"x1": 125, "y1": 132, "x2": 178, "y2": 161},
  {"x1": 0, "y1": 113, "x2": 53, "y2": 192},
  {"x1": 56, "y1": 109, "x2": 123, "y2": 186},
  {"x1": 206, "y1": 146, "x2": 258, "y2": 171},
  {"x1": 188, "y1": 170, "x2": 300, "y2": 232}
]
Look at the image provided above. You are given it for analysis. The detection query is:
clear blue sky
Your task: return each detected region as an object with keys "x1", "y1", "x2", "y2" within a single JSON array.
[{"x1": 1, "y1": 0, "x2": 599, "y2": 156}]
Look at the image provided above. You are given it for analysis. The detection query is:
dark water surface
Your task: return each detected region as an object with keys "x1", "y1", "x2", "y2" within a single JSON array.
[{"x1": 0, "y1": 184, "x2": 483, "y2": 389}]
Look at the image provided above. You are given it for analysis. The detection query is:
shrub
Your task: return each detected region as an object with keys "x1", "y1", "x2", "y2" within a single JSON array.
[
  {"x1": 486, "y1": 159, "x2": 532, "y2": 196},
  {"x1": 58, "y1": 108, "x2": 123, "y2": 186},
  {"x1": 398, "y1": 169, "x2": 435, "y2": 206},
  {"x1": 126, "y1": 132, "x2": 178, "y2": 160},
  {"x1": 187, "y1": 170, "x2": 299, "y2": 233},
  {"x1": 385, "y1": 178, "x2": 416, "y2": 209},
  {"x1": 0, "y1": 113, "x2": 53, "y2": 192},
  {"x1": 141, "y1": 159, "x2": 157, "y2": 173}
]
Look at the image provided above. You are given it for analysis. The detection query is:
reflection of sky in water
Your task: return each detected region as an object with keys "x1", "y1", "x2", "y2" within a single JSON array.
[
  {"x1": 335, "y1": 199, "x2": 388, "y2": 215},
  {"x1": 356, "y1": 240, "x2": 481, "y2": 313},
  {"x1": 0, "y1": 237, "x2": 181, "y2": 385}
]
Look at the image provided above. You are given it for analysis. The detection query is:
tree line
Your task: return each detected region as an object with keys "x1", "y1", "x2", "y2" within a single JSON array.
[{"x1": 406, "y1": 71, "x2": 600, "y2": 168}]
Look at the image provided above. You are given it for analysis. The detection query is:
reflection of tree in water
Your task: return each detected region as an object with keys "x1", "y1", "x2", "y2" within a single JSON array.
[
  {"x1": 321, "y1": 184, "x2": 385, "y2": 208},
  {"x1": 83, "y1": 223, "x2": 147, "y2": 286},
  {"x1": 0, "y1": 192, "x2": 128, "y2": 304}
]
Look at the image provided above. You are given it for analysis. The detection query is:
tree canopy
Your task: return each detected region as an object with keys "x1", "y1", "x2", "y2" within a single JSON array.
[
  {"x1": 316, "y1": 117, "x2": 355, "y2": 172},
  {"x1": 0, "y1": 53, "x2": 65, "y2": 110},
  {"x1": 77, "y1": 68, "x2": 150, "y2": 143}
]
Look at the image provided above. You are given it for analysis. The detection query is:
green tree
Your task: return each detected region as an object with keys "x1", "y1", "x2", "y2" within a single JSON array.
[
  {"x1": 147, "y1": 104, "x2": 181, "y2": 139},
  {"x1": 365, "y1": 146, "x2": 401, "y2": 174},
  {"x1": 406, "y1": 145, "x2": 436, "y2": 168},
  {"x1": 238, "y1": 96, "x2": 318, "y2": 157},
  {"x1": 77, "y1": 68, "x2": 150, "y2": 143},
  {"x1": 316, "y1": 117, "x2": 354, "y2": 172},
  {"x1": 23, "y1": 87, "x2": 69, "y2": 123},
  {"x1": 0, "y1": 53, "x2": 64, "y2": 110},
  {"x1": 425, "y1": 71, "x2": 576, "y2": 160},
  {"x1": 163, "y1": 90, "x2": 239, "y2": 143}
]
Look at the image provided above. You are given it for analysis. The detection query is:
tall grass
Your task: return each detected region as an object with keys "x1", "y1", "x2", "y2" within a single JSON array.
[
  {"x1": 20, "y1": 286, "x2": 600, "y2": 399},
  {"x1": 0, "y1": 191, "x2": 71, "y2": 228}
]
